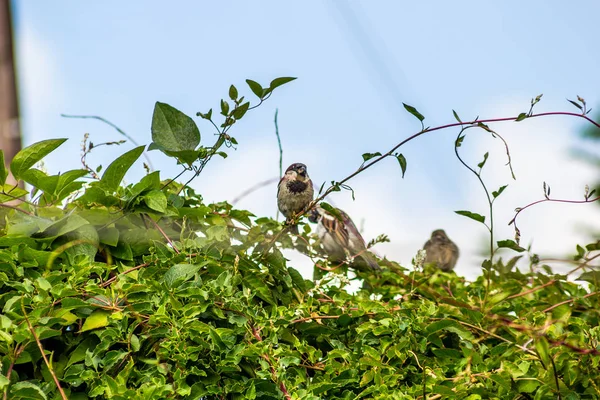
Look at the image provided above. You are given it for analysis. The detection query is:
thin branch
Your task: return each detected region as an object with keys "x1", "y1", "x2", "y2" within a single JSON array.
[
  {"x1": 542, "y1": 291, "x2": 600, "y2": 313},
  {"x1": 506, "y1": 280, "x2": 557, "y2": 300},
  {"x1": 100, "y1": 262, "x2": 150, "y2": 288},
  {"x1": 305, "y1": 111, "x2": 600, "y2": 218},
  {"x1": 231, "y1": 177, "x2": 279, "y2": 205},
  {"x1": 0, "y1": 203, "x2": 34, "y2": 215},
  {"x1": 21, "y1": 298, "x2": 68, "y2": 400},
  {"x1": 62, "y1": 114, "x2": 155, "y2": 171},
  {"x1": 274, "y1": 109, "x2": 283, "y2": 219},
  {"x1": 143, "y1": 214, "x2": 180, "y2": 254}
]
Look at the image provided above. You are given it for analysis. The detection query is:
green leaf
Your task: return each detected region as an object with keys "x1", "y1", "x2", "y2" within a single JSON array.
[
  {"x1": 497, "y1": 239, "x2": 526, "y2": 253},
  {"x1": 362, "y1": 152, "x2": 381, "y2": 162},
  {"x1": 162, "y1": 149, "x2": 205, "y2": 166},
  {"x1": 100, "y1": 145, "x2": 145, "y2": 193},
  {"x1": 220, "y1": 99, "x2": 230, "y2": 116},
  {"x1": 534, "y1": 336, "x2": 551, "y2": 367},
  {"x1": 151, "y1": 102, "x2": 201, "y2": 152},
  {"x1": 455, "y1": 135, "x2": 465, "y2": 148},
  {"x1": 455, "y1": 210, "x2": 485, "y2": 224},
  {"x1": 320, "y1": 202, "x2": 344, "y2": 222},
  {"x1": 477, "y1": 152, "x2": 489, "y2": 169},
  {"x1": 163, "y1": 263, "x2": 201, "y2": 288},
  {"x1": 243, "y1": 274, "x2": 276, "y2": 305},
  {"x1": 41, "y1": 214, "x2": 90, "y2": 238},
  {"x1": 567, "y1": 98, "x2": 583, "y2": 111},
  {"x1": 516, "y1": 112, "x2": 527, "y2": 122},
  {"x1": 144, "y1": 190, "x2": 167, "y2": 213},
  {"x1": 10, "y1": 138, "x2": 67, "y2": 179},
  {"x1": 80, "y1": 310, "x2": 110, "y2": 332},
  {"x1": 576, "y1": 270, "x2": 600, "y2": 284},
  {"x1": 402, "y1": 103, "x2": 425, "y2": 122},
  {"x1": 0, "y1": 150, "x2": 7, "y2": 185},
  {"x1": 232, "y1": 102, "x2": 250, "y2": 120},
  {"x1": 229, "y1": 84, "x2": 238, "y2": 100},
  {"x1": 268, "y1": 77, "x2": 297, "y2": 91},
  {"x1": 21, "y1": 169, "x2": 59, "y2": 194},
  {"x1": 9, "y1": 381, "x2": 47, "y2": 400},
  {"x1": 246, "y1": 79, "x2": 264, "y2": 98},
  {"x1": 0, "y1": 184, "x2": 28, "y2": 203},
  {"x1": 492, "y1": 185, "x2": 508, "y2": 199},
  {"x1": 395, "y1": 153, "x2": 407, "y2": 178},
  {"x1": 452, "y1": 109, "x2": 462, "y2": 123},
  {"x1": 99, "y1": 227, "x2": 119, "y2": 246}
]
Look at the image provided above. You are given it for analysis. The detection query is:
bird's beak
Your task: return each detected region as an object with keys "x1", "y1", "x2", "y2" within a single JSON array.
[{"x1": 297, "y1": 167, "x2": 306, "y2": 177}]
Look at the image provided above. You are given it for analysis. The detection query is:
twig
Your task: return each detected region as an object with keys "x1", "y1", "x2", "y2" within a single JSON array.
[
  {"x1": 100, "y1": 263, "x2": 150, "y2": 288},
  {"x1": 303, "y1": 111, "x2": 600, "y2": 221},
  {"x1": 62, "y1": 114, "x2": 155, "y2": 171},
  {"x1": 542, "y1": 291, "x2": 600, "y2": 313},
  {"x1": 0, "y1": 203, "x2": 34, "y2": 216},
  {"x1": 506, "y1": 280, "x2": 557, "y2": 300},
  {"x1": 21, "y1": 298, "x2": 68, "y2": 400},
  {"x1": 274, "y1": 109, "x2": 283, "y2": 219},
  {"x1": 144, "y1": 214, "x2": 180, "y2": 254},
  {"x1": 249, "y1": 324, "x2": 292, "y2": 400},
  {"x1": 3, "y1": 345, "x2": 25, "y2": 400},
  {"x1": 231, "y1": 177, "x2": 279, "y2": 205}
]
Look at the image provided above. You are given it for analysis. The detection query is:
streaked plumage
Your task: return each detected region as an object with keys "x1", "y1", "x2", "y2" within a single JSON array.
[
  {"x1": 423, "y1": 229, "x2": 459, "y2": 271},
  {"x1": 309, "y1": 206, "x2": 380, "y2": 271}
]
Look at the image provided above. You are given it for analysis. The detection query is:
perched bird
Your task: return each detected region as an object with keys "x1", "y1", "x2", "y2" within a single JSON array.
[
  {"x1": 309, "y1": 206, "x2": 380, "y2": 271},
  {"x1": 423, "y1": 229, "x2": 459, "y2": 272},
  {"x1": 277, "y1": 163, "x2": 314, "y2": 232}
]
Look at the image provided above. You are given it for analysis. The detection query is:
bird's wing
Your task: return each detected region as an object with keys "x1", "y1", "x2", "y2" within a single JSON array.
[{"x1": 321, "y1": 212, "x2": 350, "y2": 248}]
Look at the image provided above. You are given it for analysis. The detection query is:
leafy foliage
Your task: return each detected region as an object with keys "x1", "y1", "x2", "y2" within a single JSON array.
[{"x1": 1, "y1": 81, "x2": 600, "y2": 399}]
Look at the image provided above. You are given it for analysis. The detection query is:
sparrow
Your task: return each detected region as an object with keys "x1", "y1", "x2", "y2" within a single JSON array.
[
  {"x1": 423, "y1": 229, "x2": 459, "y2": 272},
  {"x1": 277, "y1": 163, "x2": 314, "y2": 232},
  {"x1": 309, "y1": 205, "x2": 380, "y2": 271}
]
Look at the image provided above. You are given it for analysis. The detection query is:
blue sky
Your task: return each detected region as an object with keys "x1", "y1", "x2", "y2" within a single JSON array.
[{"x1": 10, "y1": 1, "x2": 600, "y2": 279}]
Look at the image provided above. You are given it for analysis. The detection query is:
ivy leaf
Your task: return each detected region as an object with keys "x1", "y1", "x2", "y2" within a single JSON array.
[
  {"x1": 268, "y1": 77, "x2": 297, "y2": 91},
  {"x1": 516, "y1": 113, "x2": 527, "y2": 122},
  {"x1": 163, "y1": 263, "x2": 202, "y2": 288},
  {"x1": 402, "y1": 103, "x2": 425, "y2": 122},
  {"x1": 10, "y1": 139, "x2": 67, "y2": 180},
  {"x1": 80, "y1": 310, "x2": 110, "y2": 332},
  {"x1": 143, "y1": 190, "x2": 167, "y2": 213},
  {"x1": 151, "y1": 102, "x2": 201, "y2": 152},
  {"x1": 243, "y1": 274, "x2": 276, "y2": 305},
  {"x1": 534, "y1": 336, "x2": 551, "y2": 368},
  {"x1": 0, "y1": 150, "x2": 7, "y2": 186},
  {"x1": 100, "y1": 146, "x2": 145, "y2": 193},
  {"x1": 229, "y1": 85, "x2": 238, "y2": 100},
  {"x1": 362, "y1": 152, "x2": 381, "y2": 162},
  {"x1": 492, "y1": 185, "x2": 508, "y2": 199},
  {"x1": 497, "y1": 239, "x2": 526, "y2": 253},
  {"x1": 395, "y1": 153, "x2": 407, "y2": 178},
  {"x1": 455, "y1": 210, "x2": 485, "y2": 224},
  {"x1": 246, "y1": 79, "x2": 264, "y2": 99},
  {"x1": 477, "y1": 152, "x2": 489, "y2": 169},
  {"x1": 232, "y1": 102, "x2": 250, "y2": 120}
]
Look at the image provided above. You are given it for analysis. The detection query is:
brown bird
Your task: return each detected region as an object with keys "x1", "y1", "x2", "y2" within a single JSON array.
[
  {"x1": 423, "y1": 229, "x2": 459, "y2": 271},
  {"x1": 277, "y1": 163, "x2": 314, "y2": 232},
  {"x1": 309, "y1": 205, "x2": 380, "y2": 271}
]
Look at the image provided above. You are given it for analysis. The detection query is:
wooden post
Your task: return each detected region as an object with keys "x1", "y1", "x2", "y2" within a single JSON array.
[{"x1": 0, "y1": 0, "x2": 21, "y2": 183}]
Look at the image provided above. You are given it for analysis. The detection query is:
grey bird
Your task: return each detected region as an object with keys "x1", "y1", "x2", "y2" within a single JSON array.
[
  {"x1": 277, "y1": 163, "x2": 314, "y2": 233},
  {"x1": 309, "y1": 205, "x2": 380, "y2": 271},
  {"x1": 423, "y1": 229, "x2": 459, "y2": 272}
]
